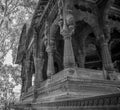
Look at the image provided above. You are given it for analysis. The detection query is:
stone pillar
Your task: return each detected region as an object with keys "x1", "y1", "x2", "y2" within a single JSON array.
[
  {"x1": 33, "y1": 29, "x2": 45, "y2": 100},
  {"x1": 78, "y1": 36, "x2": 86, "y2": 68},
  {"x1": 21, "y1": 61, "x2": 25, "y2": 93},
  {"x1": 78, "y1": 49, "x2": 85, "y2": 68},
  {"x1": 25, "y1": 60, "x2": 32, "y2": 92},
  {"x1": 46, "y1": 44, "x2": 55, "y2": 78},
  {"x1": 58, "y1": 0, "x2": 75, "y2": 68},
  {"x1": 62, "y1": 28, "x2": 76, "y2": 68},
  {"x1": 99, "y1": 35, "x2": 114, "y2": 79},
  {"x1": 44, "y1": 22, "x2": 55, "y2": 78},
  {"x1": 33, "y1": 52, "x2": 44, "y2": 86},
  {"x1": 33, "y1": 33, "x2": 44, "y2": 85}
]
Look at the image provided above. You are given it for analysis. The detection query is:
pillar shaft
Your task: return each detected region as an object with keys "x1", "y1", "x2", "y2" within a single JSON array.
[
  {"x1": 25, "y1": 60, "x2": 32, "y2": 92},
  {"x1": 34, "y1": 53, "x2": 44, "y2": 86},
  {"x1": 100, "y1": 35, "x2": 114, "y2": 79},
  {"x1": 101, "y1": 42, "x2": 114, "y2": 71},
  {"x1": 44, "y1": 21, "x2": 55, "y2": 78},
  {"x1": 63, "y1": 32, "x2": 75, "y2": 68},
  {"x1": 33, "y1": 29, "x2": 44, "y2": 87},
  {"x1": 78, "y1": 37, "x2": 85, "y2": 68},
  {"x1": 46, "y1": 45, "x2": 55, "y2": 78},
  {"x1": 21, "y1": 61, "x2": 26, "y2": 94},
  {"x1": 78, "y1": 49, "x2": 85, "y2": 68},
  {"x1": 58, "y1": 0, "x2": 75, "y2": 68}
]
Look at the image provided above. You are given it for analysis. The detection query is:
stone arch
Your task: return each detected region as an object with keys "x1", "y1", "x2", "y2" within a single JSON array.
[{"x1": 73, "y1": 21, "x2": 93, "y2": 68}]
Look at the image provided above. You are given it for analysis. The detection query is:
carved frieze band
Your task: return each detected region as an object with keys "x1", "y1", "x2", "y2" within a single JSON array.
[{"x1": 32, "y1": 93, "x2": 120, "y2": 107}]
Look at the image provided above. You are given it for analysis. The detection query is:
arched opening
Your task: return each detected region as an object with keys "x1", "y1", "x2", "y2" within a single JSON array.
[
  {"x1": 73, "y1": 20, "x2": 92, "y2": 68},
  {"x1": 85, "y1": 33, "x2": 102, "y2": 70}
]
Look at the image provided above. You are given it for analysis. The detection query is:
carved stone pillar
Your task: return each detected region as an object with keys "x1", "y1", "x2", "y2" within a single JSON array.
[
  {"x1": 99, "y1": 35, "x2": 114, "y2": 79},
  {"x1": 78, "y1": 36, "x2": 86, "y2": 68},
  {"x1": 33, "y1": 52, "x2": 44, "y2": 100},
  {"x1": 33, "y1": 33, "x2": 44, "y2": 85},
  {"x1": 34, "y1": 52, "x2": 44, "y2": 86},
  {"x1": 78, "y1": 49, "x2": 85, "y2": 68},
  {"x1": 25, "y1": 60, "x2": 32, "y2": 92},
  {"x1": 58, "y1": 0, "x2": 75, "y2": 68},
  {"x1": 44, "y1": 22, "x2": 55, "y2": 78},
  {"x1": 46, "y1": 44, "x2": 55, "y2": 78},
  {"x1": 21, "y1": 60, "x2": 26, "y2": 94},
  {"x1": 62, "y1": 29, "x2": 75, "y2": 68}
]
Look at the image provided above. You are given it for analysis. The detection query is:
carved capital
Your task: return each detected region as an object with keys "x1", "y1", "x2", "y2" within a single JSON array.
[
  {"x1": 46, "y1": 45, "x2": 54, "y2": 54},
  {"x1": 58, "y1": 0, "x2": 75, "y2": 36},
  {"x1": 60, "y1": 18, "x2": 74, "y2": 39}
]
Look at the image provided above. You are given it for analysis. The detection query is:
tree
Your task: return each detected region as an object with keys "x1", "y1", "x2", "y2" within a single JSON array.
[{"x1": 0, "y1": 0, "x2": 37, "y2": 109}]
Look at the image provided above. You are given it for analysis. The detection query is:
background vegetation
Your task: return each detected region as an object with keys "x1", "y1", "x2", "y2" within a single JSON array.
[{"x1": 0, "y1": 0, "x2": 38, "y2": 109}]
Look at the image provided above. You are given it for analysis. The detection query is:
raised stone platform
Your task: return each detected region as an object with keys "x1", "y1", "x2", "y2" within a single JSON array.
[{"x1": 15, "y1": 68, "x2": 120, "y2": 110}]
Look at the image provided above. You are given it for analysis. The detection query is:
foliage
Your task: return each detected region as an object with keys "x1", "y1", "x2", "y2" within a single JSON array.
[
  {"x1": 0, "y1": 64, "x2": 21, "y2": 105},
  {"x1": 0, "y1": 0, "x2": 38, "y2": 108}
]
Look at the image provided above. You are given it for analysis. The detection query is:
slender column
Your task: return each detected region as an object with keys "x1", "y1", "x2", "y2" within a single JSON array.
[
  {"x1": 33, "y1": 30, "x2": 44, "y2": 87},
  {"x1": 62, "y1": 29, "x2": 75, "y2": 68},
  {"x1": 78, "y1": 36, "x2": 86, "y2": 68},
  {"x1": 20, "y1": 60, "x2": 26, "y2": 100},
  {"x1": 99, "y1": 35, "x2": 114, "y2": 79},
  {"x1": 44, "y1": 22, "x2": 55, "y2": 78},
  {"x1": 34, "y1": 52, "x2": 44, "y2": 86},
  {"x1": 58, "y1": 0, "x2": 75, "y2": 68},
  {"x1": 21, "y1": 60, "x2": 26, "y2": 94},
  {"x1": 25, "y1": 59, "x2": 32, "y2": 92},
  {"x1": 33, "y1": 51, "x2": 44, "y2": 100},
  {"x1": 78, "y1": 49, "x2": 85, "y2": 68},
  {"x1": 46, "y1": 44, "x2": 55, "y2": 78},
  {"x1": 33, "y1": 29, "x2": 44, "y2": 100},
  {"x1": 25, "y1": 60, "x2": 32, "y2": 92}
]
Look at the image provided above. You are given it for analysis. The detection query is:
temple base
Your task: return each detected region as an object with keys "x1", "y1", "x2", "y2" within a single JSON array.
[{"x1": 13, "y1": 68, "x2": 120, "y2": 110}]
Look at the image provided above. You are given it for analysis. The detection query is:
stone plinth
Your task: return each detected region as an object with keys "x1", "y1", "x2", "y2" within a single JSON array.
[{"x1": 15, "y1": 68, "x2": 120, "y2": 110}]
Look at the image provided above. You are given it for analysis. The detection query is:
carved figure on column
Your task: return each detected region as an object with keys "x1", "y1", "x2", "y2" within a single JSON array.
[{"x1": 58, "y1": 0, "x2": 76, "y2": 68}]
